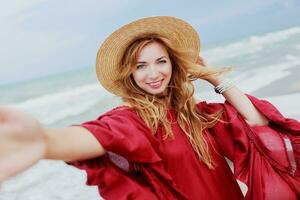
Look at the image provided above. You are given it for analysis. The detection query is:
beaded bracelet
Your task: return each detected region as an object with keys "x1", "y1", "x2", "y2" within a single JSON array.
[{"x1": 214, "y1": 78, "x2": 234, "y2": 94}]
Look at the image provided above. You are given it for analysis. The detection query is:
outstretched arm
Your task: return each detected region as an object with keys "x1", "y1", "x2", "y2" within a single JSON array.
[
  {"x1": 44, "y1": 126, "x2": 106, "y2": 161},
  {"x1": 0, "y1": 106, "x2": 46, "y2": 181},
  {"x1": 0, "y1": 106, "x2": 106, "y2": 181}
]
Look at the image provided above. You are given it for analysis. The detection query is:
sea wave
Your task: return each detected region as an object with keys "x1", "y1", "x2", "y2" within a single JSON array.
[
  {"x1": 11, "y1": 83, "x2": 112, "y2": 125},
  {"x1": 235, "y1": 54, "x2": 300, "y2": 93},
  {"x1": 195, "y1": 55, "x2": 300, "y2": 102},
  {"x1": 203, "y1": 27, "x2": 300, "y2": 62}
]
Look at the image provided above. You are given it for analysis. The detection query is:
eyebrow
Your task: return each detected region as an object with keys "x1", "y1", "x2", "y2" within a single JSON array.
[{"x1": 137, "y1": 56, "x2": 166, "y2": 64}]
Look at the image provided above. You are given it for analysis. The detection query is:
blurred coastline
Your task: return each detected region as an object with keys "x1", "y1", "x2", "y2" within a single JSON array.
[{"x1": 1, "y1": 26, "x2": 300, "y2": 200}]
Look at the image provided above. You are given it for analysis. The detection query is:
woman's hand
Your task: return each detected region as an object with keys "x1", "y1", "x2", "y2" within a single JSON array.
[
  {"x1": 196, "y1": 57, "x2": 268, "y2": 126},
  {"x1": 196, "y1": 55, "x2": 224, "y2": 86},
  {"x1": 196, "y1": 55, "x2": 207, "y2": 67},
  {"x1": 0, "y1": 106, "x2": 46, "y2": 181}
]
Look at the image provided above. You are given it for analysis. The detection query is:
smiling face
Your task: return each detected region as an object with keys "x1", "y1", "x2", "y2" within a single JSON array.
[{"x1": 132, "y1": 42, "x2": 172, "y2": 95}]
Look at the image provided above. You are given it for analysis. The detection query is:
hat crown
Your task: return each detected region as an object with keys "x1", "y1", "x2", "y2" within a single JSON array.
[{"x1": 96, "y1": 16, "x2": 200, "y2": 96}]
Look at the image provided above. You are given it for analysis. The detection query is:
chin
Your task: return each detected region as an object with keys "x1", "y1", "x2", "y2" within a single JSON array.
[
  {"x1": 146, "y1": 91, "x2": 162, "y2": 95},
  {"x1": 147, "y1": 87, "x2": 168, "y2": 96}
]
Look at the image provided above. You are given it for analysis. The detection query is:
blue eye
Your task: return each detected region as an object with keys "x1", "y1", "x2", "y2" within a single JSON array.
[
  {"x1": 158, "y1": 60, "x2": 166, "y2": 64},
  {"x1": 136, "y1": 65, "x2": 145, "y2": 69}
]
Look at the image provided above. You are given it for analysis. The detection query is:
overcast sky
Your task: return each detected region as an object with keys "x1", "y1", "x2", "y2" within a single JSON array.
[{"x1": 1, "y1": 0, "x2": 299, "y2": 85}]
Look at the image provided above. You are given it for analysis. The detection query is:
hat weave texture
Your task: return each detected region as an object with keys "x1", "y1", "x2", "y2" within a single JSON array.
[{"x1": 96, "y1": 16, "x2": 200, "y2": 95}]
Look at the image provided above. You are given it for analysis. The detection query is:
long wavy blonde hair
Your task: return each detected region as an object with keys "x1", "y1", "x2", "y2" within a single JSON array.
[{"x1": 116, "y1": 34, "x2": 227, "y2": 169}]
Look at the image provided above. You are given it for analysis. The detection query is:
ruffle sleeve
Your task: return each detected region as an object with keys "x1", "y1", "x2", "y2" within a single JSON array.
[
  {"x1": 198, "y1": 95, "x2": 300, "y2": 200},
  {"x1": 77, "y1": 107, "x2": 161, "y2": 163},
  {"x1": 66, "y1": 107, "x2": 162, "y2": 199}
]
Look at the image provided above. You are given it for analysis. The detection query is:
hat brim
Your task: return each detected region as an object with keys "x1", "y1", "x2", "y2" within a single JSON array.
[{"x1": 96, "y1": 16, "x2": 200, "y2": 96}]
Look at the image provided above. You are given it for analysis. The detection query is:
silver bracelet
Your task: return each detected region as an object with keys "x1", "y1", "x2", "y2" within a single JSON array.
[{"x1": 214, "y1": 78, "x2": 234, "y2": 94}]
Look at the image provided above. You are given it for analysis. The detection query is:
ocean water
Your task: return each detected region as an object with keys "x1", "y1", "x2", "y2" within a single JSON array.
[{"x1": 1, "y1": 26, "x2": 300, "y2": 200}]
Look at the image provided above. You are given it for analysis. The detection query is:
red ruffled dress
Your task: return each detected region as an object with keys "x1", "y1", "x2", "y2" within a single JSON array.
[{"x1": 67, "y1": 95, "x2": 300, "y2": 200}]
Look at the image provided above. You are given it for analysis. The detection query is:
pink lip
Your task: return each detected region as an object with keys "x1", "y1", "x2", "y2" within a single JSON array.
[{"x1": 147, "y1": 80, "x2": 163, "y2": 89}]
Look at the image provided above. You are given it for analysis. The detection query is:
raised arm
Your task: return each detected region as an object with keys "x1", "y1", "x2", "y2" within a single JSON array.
[
  {"x1": 209, "y1": 76, "x2": 269, "y2": 126},
  {"x1": 0, "y1": 106, "x2": 106, "y2": 181},
  {"x1": 197, "y1": 56, "x2": 268, "y2": 126}
]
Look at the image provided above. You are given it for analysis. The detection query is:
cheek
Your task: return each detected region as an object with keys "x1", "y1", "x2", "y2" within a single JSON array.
[
  {"x1": 165, "y1": 64, "x2": 173, "y2": 78},
  {"x1": 132, "y1": 71, "x2": 145, "y2": 85}
]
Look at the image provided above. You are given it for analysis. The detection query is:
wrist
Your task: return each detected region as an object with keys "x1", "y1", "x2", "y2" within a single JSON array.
[
  {"x1": 214, "y1": 78, "x2": 235, "y2": 94},
  {"x1": 207, "y1": 75, "x2": 225, "y2": 86}
]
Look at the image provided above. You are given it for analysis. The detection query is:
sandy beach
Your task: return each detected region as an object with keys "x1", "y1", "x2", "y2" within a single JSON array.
[
  {"x1": 1, "y1": 26, "x2": 300, "y2": 200},
  {"x1": 2, "y1": 73, "x2": 299, "y2": 200}
]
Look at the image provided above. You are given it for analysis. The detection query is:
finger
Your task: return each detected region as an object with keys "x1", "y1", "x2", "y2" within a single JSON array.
[
  {"x1": 200, "y1": 56, "x2": 208, "y2": 66},
  {"x1": 0, "y1": 142, "x2": 45, "y2": 181},
  {"x1": 0, "y1": 106, "x2": 37, "y2": 129},
  {"x1": 197, "y1": 56, "x2": 207, "y2": 66},
  {"x1": 0, "y1": 106, "x2": 22, "y2": 122}
]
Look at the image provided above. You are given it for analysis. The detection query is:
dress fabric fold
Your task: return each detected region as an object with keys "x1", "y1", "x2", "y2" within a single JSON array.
[{"x1": 67, "y1": 95, "x2": 300, "y2": 200}]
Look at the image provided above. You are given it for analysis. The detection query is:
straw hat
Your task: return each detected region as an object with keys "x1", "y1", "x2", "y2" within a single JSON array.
[{"x1": 96, "y1": 16, "x2": 200, "y2": 96}]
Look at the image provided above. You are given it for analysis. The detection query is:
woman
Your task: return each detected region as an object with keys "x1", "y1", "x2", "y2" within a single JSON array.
[{"x1": 0, "y1": 16, "x2": 300, "y2": 200}]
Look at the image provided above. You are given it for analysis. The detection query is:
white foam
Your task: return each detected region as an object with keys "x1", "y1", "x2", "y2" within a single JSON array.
[
  {"x1": 234, "y1": 55, "x2": 300, "y2": 93},
  {"x1": 248, "y1": 27, "x2": 300, "y2": 45},
  {"x1": 195, "y1": 55, "x2": 300, "y2": 102},
  {"x1": 203, "y1": 27, "x2": 300, "y2": 62},
  {"x1": 11, "y1": 83, "x2": 113, "y2": 125}
]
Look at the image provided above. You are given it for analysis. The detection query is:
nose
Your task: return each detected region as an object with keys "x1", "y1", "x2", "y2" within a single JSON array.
[{"x1": 148, "y1": 65, "x2": 159, "y2": 79}]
